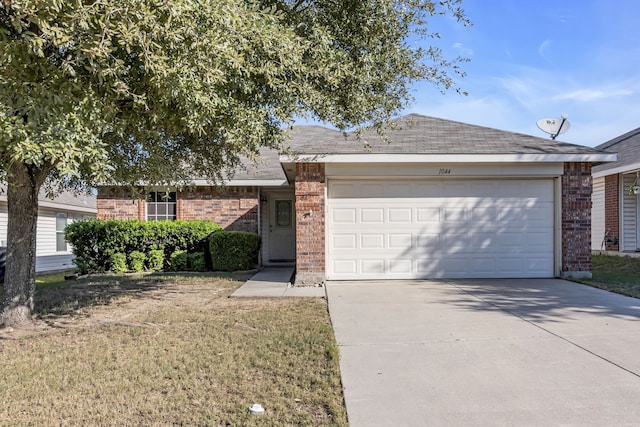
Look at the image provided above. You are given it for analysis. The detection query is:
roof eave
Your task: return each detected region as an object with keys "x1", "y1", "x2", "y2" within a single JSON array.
[
  {"x1": 190, "y1": 179, "x2": 290, "y2": 187},
  {"x1": 279, "y1": 153, "x2": 617, "y2": 164},
  {"x1": 593, "y1": 161, "x2": 640, "y2": 178}
]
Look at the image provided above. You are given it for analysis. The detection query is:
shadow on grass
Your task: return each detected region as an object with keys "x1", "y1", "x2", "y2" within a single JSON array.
[{"x1": 33, "y1": 271, "x2": 252, "y2": 320}]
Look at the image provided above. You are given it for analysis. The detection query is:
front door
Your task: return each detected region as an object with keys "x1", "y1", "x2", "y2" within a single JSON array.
[{"x1": 268, "y1": 196, "x2": 296, "y2": 261}]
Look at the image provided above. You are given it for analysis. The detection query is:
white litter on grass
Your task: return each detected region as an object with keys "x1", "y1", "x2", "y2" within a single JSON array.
[{"x1": 248, "y1": 403, "x2": 265, "y2": 415}]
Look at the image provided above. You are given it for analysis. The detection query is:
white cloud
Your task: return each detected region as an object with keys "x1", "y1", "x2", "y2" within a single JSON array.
[
  {"x1": 553, "y1": 88, "x2": 634, "y2": 102},
  {"x1": 538, "y1": 39, "x2": 552, "y2": 57},
  {"x1": 407, "y1": 68, "x2": 640, "y2": 147},
  {"x1": 452, "y1": 42, "x2": 473, "y2": 57}
]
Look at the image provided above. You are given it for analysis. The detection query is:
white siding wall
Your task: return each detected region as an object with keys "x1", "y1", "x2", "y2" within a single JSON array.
[
  {"x1": 621, "y1": 174, "x2": 637, "y2": 252},
  {"x1": 591, "y1": 177, "x2": 605, "y2": 251},
  {"x1": 36, "y1": 209, "x2": 62, "y2": 256},
  {"x1": 0, "y1": 205, "x2": 7, "y2": 247},
  {"x1": 0, "y1": 204, "x2": 95, "y2": 272}
]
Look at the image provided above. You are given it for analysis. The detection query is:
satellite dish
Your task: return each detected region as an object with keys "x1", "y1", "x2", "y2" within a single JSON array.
[{"x1": 537, "y1": 114, "x2": 570, "y2": 140}]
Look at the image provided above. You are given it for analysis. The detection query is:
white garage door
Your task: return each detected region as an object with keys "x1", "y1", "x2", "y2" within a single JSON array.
[{"x1": 327, "y1": 179, "x2": 555, "y2": 280}]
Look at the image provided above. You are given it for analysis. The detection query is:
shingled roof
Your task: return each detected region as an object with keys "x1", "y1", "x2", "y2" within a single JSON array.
[
  {"x1": 0, "y1": 184, "x2": 96, "y2": 212},
  {"x1": 285, "y1": 114, "x2": 611, "y2": 155},
  {"x1": 206, "y1": 114, "x2": 615, "y2": 184},
  {"x1": 592, "y1": 126, "x2": 640, "y2": 175}
]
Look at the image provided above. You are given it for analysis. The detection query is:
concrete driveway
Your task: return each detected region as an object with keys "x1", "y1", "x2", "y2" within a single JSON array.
[{"x1": 326, "y1": 279, "x2": 640, "y2": 426}]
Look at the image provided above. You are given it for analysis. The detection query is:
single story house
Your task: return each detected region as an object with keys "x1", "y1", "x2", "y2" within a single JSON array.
[
  {"x1": 591, "y1": 127, "x2": 640, "y2": 253},
  {"x1": 0, "y1": 186, "x2": 97, "y2": 273},
  {"x1": 97, "y1": 114, "x2": 615, "y2": 282}
]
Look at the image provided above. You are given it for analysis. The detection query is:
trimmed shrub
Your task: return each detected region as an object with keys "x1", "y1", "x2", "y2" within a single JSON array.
[
  {"x1": 109, "y1": 253, "x2": 128, "y2": 273},
  {"x1": 170, "y1": 250, "x2": 188, "y2": 271},
  {"x1": 209, "y1": 231, "x2": 261, "y2": 271},
  {"x1": 147, "y1": 249, "x2": 165, "y2": 271},
  {"x1": 188, "y1": 252, "x2": 207, "y2": 272},
  {"x1": 65, "y1": 219, "x2": 221, "y2": 273},
  {"x1": 129, "y1": 251, "x2": 146, "y2": 272}
]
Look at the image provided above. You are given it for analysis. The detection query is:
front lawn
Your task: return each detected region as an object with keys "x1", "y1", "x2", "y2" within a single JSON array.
[
  {"x1": 575, "y1": 254, "x2": 640, "y2": 298},
  {"x1": 0, "y1": 274, "x2": 347, "y2": 426}
]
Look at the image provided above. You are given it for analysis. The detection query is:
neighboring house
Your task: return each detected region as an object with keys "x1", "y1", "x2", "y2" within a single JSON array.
[
  {"x1": 591, "y1": 127, "x2": 640, "y2": 253},
  {"x1": 97, "y1": 114, "x2": 614, "y2": 282},
  {"x1": 0, "y1": 187, "x2": 97, "y2": 273}
]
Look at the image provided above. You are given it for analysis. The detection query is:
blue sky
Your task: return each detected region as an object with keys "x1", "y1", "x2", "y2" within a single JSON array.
[{"x1": 404, "y1": 0, "x2": 640, "y2": 147}]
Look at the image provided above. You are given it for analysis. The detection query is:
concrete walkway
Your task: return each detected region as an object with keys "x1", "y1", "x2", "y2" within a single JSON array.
[
  {"x1": 327, "y1": 279, "x2": 640, "y2": 427},
  {"x1": 231, "y1": 267, "x2": 325, "y2": 297}
]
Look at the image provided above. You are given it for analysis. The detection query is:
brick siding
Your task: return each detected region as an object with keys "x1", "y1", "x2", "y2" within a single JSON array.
[
  {"x1": 604, "y1": 174, "x2": 620, "y2": 251},
  {"x1": 97, "y1": 186, "x2": 259, "y2": 233},
  {"x1": 294, "y1": 163, "x2": 326, "y2": 284},
  {"x1": 178, "y1": 187, "x2": 259, "y2": 232},
  {"x1": 561, "y1": 162, "x2": 592, "y2": 277},
  {"x1": 97, "y1": 187, "x2": 145, "y2": 220}
]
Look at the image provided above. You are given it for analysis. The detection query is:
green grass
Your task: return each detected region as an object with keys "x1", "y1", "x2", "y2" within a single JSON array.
[
  {"x1": 35, "y1": 271, "x2": 74, "y2": 289},
  {"x1": 0, "y1": 274, "x2": 348, "y2": 426},
  {"x1": 576, "y1": 254, "x2": 640, "y2": 298}
]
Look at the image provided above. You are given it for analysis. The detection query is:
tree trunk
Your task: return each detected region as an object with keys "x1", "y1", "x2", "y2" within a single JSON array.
[{"x1": 1, "y1": 162, "x2": 50, "y2": 328}]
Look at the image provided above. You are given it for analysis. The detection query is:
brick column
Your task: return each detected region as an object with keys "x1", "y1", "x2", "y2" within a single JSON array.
[
  {"x1": 604, "y1": 174, "x2": 619, "y2": 251},
  {"x1": 294, "y1": 163, "x2": 325, "y2": 285},
  {"x1": 137, "y1": 197, "x2": 146, "y2": 220},
  {"x1": 561, "y1": 162, "x2": 592, "y2": 278}
]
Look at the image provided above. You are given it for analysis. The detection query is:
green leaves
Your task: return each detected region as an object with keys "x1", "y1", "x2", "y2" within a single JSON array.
[{"x1": 0, "y1": 0, "x2": 469, "y2": 188}]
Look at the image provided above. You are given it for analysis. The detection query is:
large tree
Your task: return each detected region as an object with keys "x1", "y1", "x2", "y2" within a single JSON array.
[{"x1": 0, "y1": 0, "x2": 469, "y2": 327}]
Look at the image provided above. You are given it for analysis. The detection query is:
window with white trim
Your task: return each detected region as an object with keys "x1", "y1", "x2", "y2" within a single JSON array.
[
  {"x1": 56, "y1": 213, "x2": 68, "y2": 252},
  {"x1": 147, "y1": 191, "x2": 177, "y2": 221}
]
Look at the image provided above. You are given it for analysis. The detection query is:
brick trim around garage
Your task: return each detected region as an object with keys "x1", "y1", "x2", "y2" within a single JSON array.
[
  {"x1": 294, "y1": 163, "x2": 326, "y2": 285},
  {"x1": 561, "y1": 162, "x2": 592, "y2": 278}
]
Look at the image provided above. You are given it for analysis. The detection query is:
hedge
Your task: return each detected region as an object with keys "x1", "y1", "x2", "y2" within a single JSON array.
[
  {"x1": 209, "y1": 231, "x2": 261, "y2": 272},
  {"x1": 65, "y1": 219, "x2": 221, "y2": 274}
]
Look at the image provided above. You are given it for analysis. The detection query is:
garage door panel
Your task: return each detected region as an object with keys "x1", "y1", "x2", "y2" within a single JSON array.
[
  {"x1": 416, "y1": 208, "x2": 440, "y2": 222},
  {"x1": 524, "y1": 231, "x2": 553, "y2": 251},
  {"x1": 469, "y1": 207, "x2": 498, "y2": 222},
  {"x1": 527, "y1": 257, "x2": 554, "y2": 274},
  {"x1": 332, "y1": 234, "x2": 357, "y2": 249},
  {"x1": 416, "y1": 233, "x2": 440, "y2": 248},
  {"x1": 389, "y1": 208, "x2": 412, "y2": 223},
  {"x1": 333, "y1": 208, "x2": 356, "y2": 223},
  {"x1": 360, "y1": 208, "x2": 384, "y2": 223},
  {"x1": 334, "y1": 259, "x2": 357, "y2": 274},
  {"x1": 327, "y1": 179, "x2": 555, "y2": 279},
  {"x1": 389, "y1": 259, "x2": 412, "y2": 274},
  {"x1": 361, "y1": 259, "x2": 385, "y2": 274},
  {"x1": 496, "y1": 232, "x2": 525, "y2": 249},
  {"x1": 443, "y1": 208, "x2": 467, "y2": 222},
  {"x1": 471, "y1": 258, "x2": 497, "y2": 273},
  {"x1": 360, "y1": 234, "x2": 384, "y2": 249},
  {"x1": 499, "y1": 257, "x2": 525, "y2": 273},
  {"x1": 417, "y1": 258, "x2": 441, "y2": 275},
  {"x1": 389, "y1": 234, "x2": 412, "y2": 248}
]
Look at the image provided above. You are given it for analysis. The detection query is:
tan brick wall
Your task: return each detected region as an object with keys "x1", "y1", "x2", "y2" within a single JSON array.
[
  {"x1": 294, "y1": 163, "x2": 325, "y2": 284},
  {"x1": 96, "y1": 186, "x2": 259, "y2": 233},
  {"x1": 604, "y1": 174, "x2": 619, "y2": 251},
  {"x1": 561, "y1": 162, "x2": 592, "y2": 277}
]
